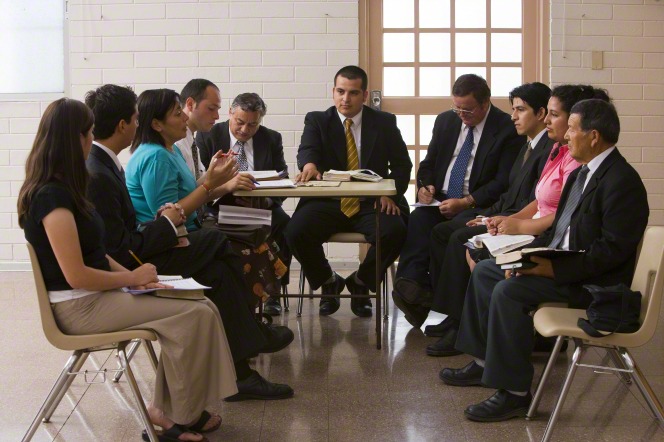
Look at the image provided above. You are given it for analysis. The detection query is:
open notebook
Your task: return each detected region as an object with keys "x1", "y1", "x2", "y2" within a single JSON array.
[{"x1": 123, "y1": 275, "x2": 209, "y2": 300}]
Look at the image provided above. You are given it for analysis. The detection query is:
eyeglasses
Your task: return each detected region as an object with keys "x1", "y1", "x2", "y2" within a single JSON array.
[{"x1": 450, "y1": 106, "x2": 476, "y2": 116}]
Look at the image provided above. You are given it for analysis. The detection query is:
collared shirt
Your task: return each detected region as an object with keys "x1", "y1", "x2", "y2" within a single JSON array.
[
  {"x1": 93, "y1": 141, "x2": 123, "y2": 173},
  {"x1": 230, "y1": 129, "x2": 256, "y2": 171},
  {"x1": 560, "y1": 146, "x2": 616, "y2": 250},
  {"x1": 337, "y1": 108, "x2": 363, "y2": 165},
  {"x1": 175, "y1": 127, "x2": 206, "y2": 179},
  {"x1": 530, "y1": 128, "x2": 547, "y2": 150},
  {"x1": 442, "y1": 105, "x2": 491, "y2": 196}
]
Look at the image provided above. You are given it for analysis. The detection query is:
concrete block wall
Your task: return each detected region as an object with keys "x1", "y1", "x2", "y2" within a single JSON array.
[
  {"x1": 550, "y1": 0, "x2": 664, "y2": 225},
  {"x1": 0, "y1": 0, "x2": 662, "y2": 268}
]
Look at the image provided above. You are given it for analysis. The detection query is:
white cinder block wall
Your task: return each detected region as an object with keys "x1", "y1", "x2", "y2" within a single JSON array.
[{"x1": 0, "y1": 0, "x2": 662, "y2": 269}]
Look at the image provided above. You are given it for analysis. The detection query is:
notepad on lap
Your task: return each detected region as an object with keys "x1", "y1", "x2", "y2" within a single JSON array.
[
  {"x1": 123, "y1": 275, "x2": 209, "y2": 300},
  {"x1": 468, "y1": 234, "x2": 535, "y2": 256}
]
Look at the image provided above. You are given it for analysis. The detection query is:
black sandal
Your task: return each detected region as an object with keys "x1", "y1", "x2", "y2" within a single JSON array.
[
  {"x1": 141, "y1": 423, "x2": 208, "y2": 442},
  {"x1": 188, "y1": 410, "x2": 222, "y2": 433}
]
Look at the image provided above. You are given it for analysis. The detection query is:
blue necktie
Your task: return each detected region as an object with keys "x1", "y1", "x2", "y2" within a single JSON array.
[{"x1": 447, "y1": 126, "x2": 474, "y2": 199}]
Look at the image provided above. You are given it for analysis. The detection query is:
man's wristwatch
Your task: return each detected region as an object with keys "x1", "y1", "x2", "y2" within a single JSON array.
[{"x1": 465, "y1": 195, "x2": 476, "y2": 209}]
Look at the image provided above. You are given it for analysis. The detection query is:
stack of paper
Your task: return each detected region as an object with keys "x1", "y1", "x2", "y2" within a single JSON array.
[
  {"x1": 245, "y1": 170, "x2": 280, "y2": 181},
  {"x1": 218, "y1": 205, "x2": 272, "y2": 226},
  {"x1": 254, "y1": 179, "x2": 296, "y2": 189},
  {"x1": 123, "y1": 275, "x2": 209, "y2": 299}
]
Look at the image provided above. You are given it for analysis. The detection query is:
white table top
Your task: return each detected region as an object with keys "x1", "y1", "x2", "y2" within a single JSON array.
[{"x1": 233, "y1": 179, "x2": 397, "y2": 198}]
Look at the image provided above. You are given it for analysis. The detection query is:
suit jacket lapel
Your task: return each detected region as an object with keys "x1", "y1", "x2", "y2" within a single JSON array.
[
  {"x1": 441, "y1": 119, "x2": 462, "y2": 177},
  {"x1": 328, "y1": 110, "x2": 348, "y2": 167},
  {"x1": 91, "y1": 145, "x2": 125, "y2": 185},
  {"x1": 579, "y1": 149, "x2": 620, "y2": 203},
  {"x1": 469, "y1": 107, "x2": 498, "y2": 188},
  {"x1": 220, "y1": 121, "x2": 232, "y2": 154},
  {"x1": 252, "y1": 128, "x2": 268, "y2": 170},
  {"x1": 360, "y1": 106, "x2": 377, "y2": 168}
]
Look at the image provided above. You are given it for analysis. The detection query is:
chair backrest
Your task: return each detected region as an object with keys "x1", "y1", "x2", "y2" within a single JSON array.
[
  {"x1": 27, "y1": 242, "x2": 73, "y2": 350},
  {"x1": 630, "y1": 226, "x2": 664, "y2": 342}
]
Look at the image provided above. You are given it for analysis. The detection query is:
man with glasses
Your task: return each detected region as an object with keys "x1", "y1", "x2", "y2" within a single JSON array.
[{"x1": 393, "y1": 74, "x2": 523, "y2": 322}]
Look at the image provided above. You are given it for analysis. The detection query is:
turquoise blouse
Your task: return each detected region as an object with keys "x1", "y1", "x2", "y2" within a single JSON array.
[{"x1": 126, "y1": 142, "x2": 199, "y2": 232}]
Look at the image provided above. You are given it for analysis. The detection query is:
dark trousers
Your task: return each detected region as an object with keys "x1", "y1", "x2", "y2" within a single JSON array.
[
  {"x1": 430, "y1": 223, "x2": 488, "y2": 320},
  {"x1": 455, "y1": 259, "x2": 569, "y2": 392},
  {"x1": 396, "y1": 207, "x2": 477, "y2": 288},
  {"x1": 148, "y1": 228, "x2": 266, "y2": 362},
  {"x1": 285, "y1": 198, "x2": 406, "y2": 292}
]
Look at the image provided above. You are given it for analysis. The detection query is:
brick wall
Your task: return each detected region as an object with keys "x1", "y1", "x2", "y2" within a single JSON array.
[
  {"x1": 550, "y1": 0, "x2": 664, "y2": 226},
  {"x1": 0, "y1": 0, "x2": 662, "y2": 268}
]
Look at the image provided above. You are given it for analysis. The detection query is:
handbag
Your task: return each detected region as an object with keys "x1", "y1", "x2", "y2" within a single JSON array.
[{"x1": 577, "y1": 283, "x2": 642, "y2": 338}]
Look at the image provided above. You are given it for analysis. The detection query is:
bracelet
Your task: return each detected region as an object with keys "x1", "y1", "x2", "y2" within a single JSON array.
[{"x1": 201, "y1": 182, "x2": 212, "y2": 195}]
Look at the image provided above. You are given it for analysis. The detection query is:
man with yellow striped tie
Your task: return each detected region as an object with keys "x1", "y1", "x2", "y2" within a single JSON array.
[{"x1": 285, "y1": 66, "x2": 412, "y2": 317}]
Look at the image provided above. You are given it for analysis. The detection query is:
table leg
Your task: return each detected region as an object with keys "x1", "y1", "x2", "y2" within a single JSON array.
[{"x1": 375, "y1": 197, "x2": 382, "y2": 349}]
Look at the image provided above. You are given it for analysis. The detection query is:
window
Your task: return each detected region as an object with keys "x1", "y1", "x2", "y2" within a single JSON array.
[{"x1": 0, "y1": 0, "x2": 65, "y2": 95}]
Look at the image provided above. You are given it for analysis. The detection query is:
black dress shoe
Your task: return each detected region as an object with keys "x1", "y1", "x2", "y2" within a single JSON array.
[
  {"x1": 424, "y1": 317, "x2": 459, "y2": 337},
  {"x1": 464, "y1": 389, "x2": 532, "y2": 422},
  {"x1": 391, "y1": 290, "x2": 429, "y2": 328},
  {"x1": 426, "y1": 327, "x2": 462, "y2": 357},
  {"x1": 257, "y1": 322, "x2": 294, "y2": 353},
  {"x1": 263, "y1": 297, "x2": 282, "y2": 316},
  {"x1": 393, "y1": 277, "x2": 433, "y2": 306},
  {"x1": 439, "y1": 360, "x2": 484, "y2": 386},
  {"x1": 320, "y1": 272, "x2": 344, "y2": 316},
  {"x1": 346, "y1": 272, "x2": 372, "y2": 318},
  {"x1": 225, "y1": 371, "x2": 294, "y2": 401}
]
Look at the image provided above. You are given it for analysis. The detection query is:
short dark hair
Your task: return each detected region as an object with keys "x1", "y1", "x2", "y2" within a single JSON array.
[
  {"x1": 85, "y1": 84, "x2": 137, "y2": 140},
  {"x1": 509, "y1": 82, "x2": 551, "y2": 115},
  {"x1": 231, "y1": 93, "x2": 267, "y2": 117},
  {"x1": 570, "y1": 99, "x2": 620, "y2": 145},
  {"x1": 551, "y1": 84, "x2": 611, "y2": 114},
  {"x1": 334, "y1": 65, "x2": 368, "y2": 91},
  {"x1": 131, "y1": 89, "x2": 181, "y2": 152},
  {"x1": 452, "y1": 74, "x2": 491, "y2": 104},
  {"x1": 180, "y1": 79, "x2": 218, "y2": 105}
]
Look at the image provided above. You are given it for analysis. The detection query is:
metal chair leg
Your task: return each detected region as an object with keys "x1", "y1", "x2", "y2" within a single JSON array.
[
  {"x1": 382, "y1": 269, "x2": 389, "y2": 320},
  {"x1": 618, "y1": 349, "x2": 664, "y2": 423},
  {"x1": 607, "y1": 347, "x2": 632, "y2": 385},
  {"x1": 42, "y1": 351, "x2": 89, "y2": 422},
  {"x1": 22, "y1": 351, "x2": 85, "y2": 442},
  {"x1": 113, "y1": 339, "x2": 142, "y2": 382},
  {"x1": 527, "y1": 336, "x2": 566, "y2": 419},
  {"x1": 118, "y1": 342, "x2": 159, "y2": 442},
  {"x1": 143, "y1": 340, "x2": 159, "y2": 373},
  {"x1": 542, "y1": 342, "x2": 586, "y2": 442},
  {"x1": 282, "y1": 284, "x2": 290, "y2": 311},
  {"x1": 297, "y1": 271, "x2": 305, "y2": 317}
]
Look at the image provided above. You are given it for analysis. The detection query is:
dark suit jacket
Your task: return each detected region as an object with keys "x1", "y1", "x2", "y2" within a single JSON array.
[
  {"x1": 417, "y1": 106, "x2": 524, "y2": 207},
  {"x1": 197, "y1": 120, "x2": 288, "y2": 206},
  {"x1": 86, "y1": 145, "x2": 178, "y2": 269},
  {"x1": 297, "y1": 105, "x2": 412, "y2": 210},
  {"x1": 529, "y1": 148, "x2": 649, "y2": 308},
  {"x1": 482, "y1": 134, "x2": 556, "y2": 216}
]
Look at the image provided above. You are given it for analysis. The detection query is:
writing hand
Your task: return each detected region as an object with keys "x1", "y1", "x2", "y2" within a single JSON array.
[{"x1": 417, "y1": 185, "x2": 436, "y2": 204}]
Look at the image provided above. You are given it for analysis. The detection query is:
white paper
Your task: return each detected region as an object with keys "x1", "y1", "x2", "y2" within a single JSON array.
[
  {"x1": 245, "y1": 170, "x2": 279, "y2": 180},
  {"x1": 123, "y1": 277, "x2": 210, "y2": 295},
  {"x1": 480, "y1": 234, "x2": 535, "y2": 256},
  {"x1": 411, "y1": 200, "x2": 441, "y2": 207},
  {"x1": 253, "y1": 179, "x2": 296, "y2": 188},
  {"x1": 218, "y1": 205, "x2": 272, "y2": 225}
]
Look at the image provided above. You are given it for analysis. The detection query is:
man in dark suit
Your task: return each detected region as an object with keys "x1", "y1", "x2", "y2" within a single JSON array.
[
  {"x1": 85, "y1": 84, "x2": 295, "y2": 402},
  {"x1": 285, "y1": 65, "x2": 412, "y2": 317},
  {"x1": 394, "y1": 74, "x2": 524, "y2": 297},
  {"x1": 440, "y1": 99, "x2": 649, "y2": 422},
  {"x1": 392, "y1": 83, "x2": 555, "y2": 356},
  {"x1": 197, "y1": 93, "x2": 291, "y2": 315}
]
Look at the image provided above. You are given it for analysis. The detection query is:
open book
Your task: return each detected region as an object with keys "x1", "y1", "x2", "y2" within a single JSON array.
[
  {"x1": 468, "y1": 233, "x2": 535, "y2": 256},
  {"x1": 322, "y1": 169, "x2": 383, "y2": 182},
  {"x1": 123, "y1": 275, "x2": 209, "y2": 300},
  {"x1": 244, "y1": 170, "x2": 281, "y2": 181},
  {"x1": 218, "y1": 205, "x2": 272, "y2": 226},
  {"x1": 253, "y1": 179, "x2": 296, "y2": 189},
  {"x1": 495, "y1": 247, "x2": 583, "y2": 269}
]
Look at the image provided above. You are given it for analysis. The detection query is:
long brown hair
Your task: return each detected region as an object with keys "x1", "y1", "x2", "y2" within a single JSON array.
[{"x1": 17, "y1": 98, "x2": 95, "y2": 227}]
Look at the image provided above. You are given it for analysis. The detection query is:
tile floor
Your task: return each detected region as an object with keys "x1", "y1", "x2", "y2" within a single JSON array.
[{"x1": 2, "y1": 270, "x2": 663, "y2": 442}]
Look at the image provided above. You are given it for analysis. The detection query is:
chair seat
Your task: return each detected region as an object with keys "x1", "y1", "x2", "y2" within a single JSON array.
[
  {"x1": 48, "y1": 329, "x2": 158, "y2": 352},
  {"x1": 327, "y1": 232, "x2": 367, "y2": 243},
  {"x1": 534, "y1": 307, "x2": 646, "y2": 348}
]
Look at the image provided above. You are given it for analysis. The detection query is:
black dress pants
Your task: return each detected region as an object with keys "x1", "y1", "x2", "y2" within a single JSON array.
[
  {"x1": 148, "y1": 228, "x2": 267, "y2": 362},
  {"x1": 455, "y1": 259, "x2": 569, "y2": 391},
  {"x1": 285, "y1": 198, "x2": 406, "y2": 292}
]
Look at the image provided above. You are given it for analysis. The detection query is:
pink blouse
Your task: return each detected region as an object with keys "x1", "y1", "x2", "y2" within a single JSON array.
[{"x1": 534, "y1": 143, "x2": 581, "y2": 218}]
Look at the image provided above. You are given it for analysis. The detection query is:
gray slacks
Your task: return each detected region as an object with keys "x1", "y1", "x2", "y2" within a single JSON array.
[
  {"x1": 455, "y1": 259, "x2": 570, "y2": 392},
  {"x1": 53, "y1": 291, "x2": 237, "y2": 424}
]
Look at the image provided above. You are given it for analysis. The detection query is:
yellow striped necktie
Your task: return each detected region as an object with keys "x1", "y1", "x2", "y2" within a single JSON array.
[{"x1": 340, "y1": 118, "x2": 360, "y2": 218}]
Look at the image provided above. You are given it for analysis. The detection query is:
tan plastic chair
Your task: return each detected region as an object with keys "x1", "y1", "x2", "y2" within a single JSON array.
[
  {"x1": 531, "y1": 226, "x2": 664, "y2": 442},
  {"x1": 22, "y1": 243, "x2": 161, "y2": 442},
  {"x1": 297, "y1": 232, "x2": 395, "y2": 319}
]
